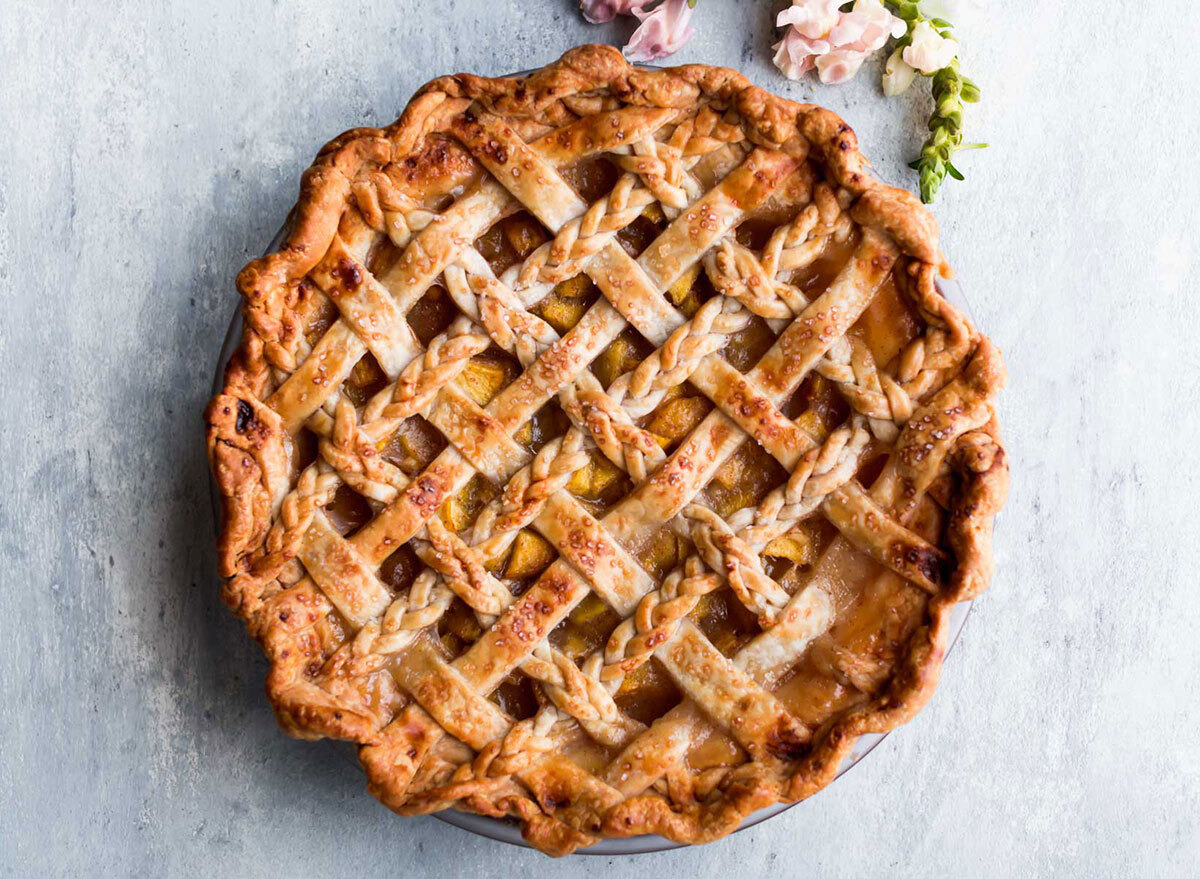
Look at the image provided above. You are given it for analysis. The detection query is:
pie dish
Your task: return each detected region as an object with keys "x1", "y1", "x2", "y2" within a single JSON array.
[{"x1": 205, "y1": 45, "x2": 1008, "y2": 855}]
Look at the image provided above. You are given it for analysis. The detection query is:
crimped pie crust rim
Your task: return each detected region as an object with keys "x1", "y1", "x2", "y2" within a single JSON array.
[{"x1": 205, "y1": 44, "x2": 1009, "y2": 855}]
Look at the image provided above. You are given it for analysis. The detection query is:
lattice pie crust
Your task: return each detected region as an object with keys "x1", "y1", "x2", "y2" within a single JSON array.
[{"x1": 206, "y1": 46, "x2": 1008, "y2": 855}]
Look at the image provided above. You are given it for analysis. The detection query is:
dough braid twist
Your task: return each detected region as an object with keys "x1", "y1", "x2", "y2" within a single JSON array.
[
  {"x1": 557, "y1": 384, "x2": 665, "y2": 484},
  {"x1": 315, "y1": 321, "x2": 490, "y2": 500},
  {"x1": 703, "y1": 184, "x2": 851, "y2": 320},
  {"x1": 594, "y1": 556, "x2": 723, "y2": 690},
  {"x1": 254, "y1": 462, "x2": 342, "y2": 574},
  {"x1": 521, "y1": 646, "x2": 627, "y2": 745},
  {"x1": 604, "y1": 295, "x2": 751, "y2": 417},
  {"x1": 511, "y1": 174, "x2": 657, "y2": 290},
  {"x1": 469, "y1": 430, "x2": 590, "y2": 564},
  {"x1": 349, "y1": 570, "x2": 453, "y2": 663}
]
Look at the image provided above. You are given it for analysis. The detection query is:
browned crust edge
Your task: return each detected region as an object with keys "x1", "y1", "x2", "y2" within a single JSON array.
[{"x1": 203, "y1": 44, "x2": 1009, "y2": 854}]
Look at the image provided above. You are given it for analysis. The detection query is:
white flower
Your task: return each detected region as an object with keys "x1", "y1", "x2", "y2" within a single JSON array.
[
  {"x1": 624, "y1": 0, "x2": 696, "y2": 62},
  {"x1": 881, "y1": 45, "x2": 917, "y2": 95},
  {"x1": 902, "y1": 20, "x2": 959, "y2": 74},
  {"x1": 773, "y1": 0, "x2": 906, "y2": 84}
]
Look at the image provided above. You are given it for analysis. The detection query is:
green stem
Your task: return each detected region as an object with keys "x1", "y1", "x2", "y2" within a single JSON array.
[
  {"x1": 908, "y1": 58, "x2": 984, "y2": 203},
  {"x1": 882, "y1": 3, "x2": 985, "y2": 203}
]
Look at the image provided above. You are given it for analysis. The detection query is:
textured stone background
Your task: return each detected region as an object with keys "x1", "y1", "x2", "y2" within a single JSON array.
[{"x1": 2, "y1": 1, "x2": 1198, "y2": 875}]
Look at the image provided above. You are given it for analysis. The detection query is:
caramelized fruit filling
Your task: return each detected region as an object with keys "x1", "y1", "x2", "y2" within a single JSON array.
[
  {"x1": 560, "y1": 156, "x2": 620, "y2": 203},
  {"x1": 794, "y1": 226, "x2": 862, "y2": 295},
  {"x1": 342, "y1": 352, "x2": 389, "y2": 406},
  {"x1": 438, "y1": 474, "x2": 498, "y2": 534},
  {"x1": 644, "y1": 391, "x2": 712, "y2": 453},
  {"x1": 616, "y1": 215, "x2": 663, "y2": 259},
  {"x1": 665, "y1": 263, "x2": 707, "y2": 318},
  {"x1": 689, "y1": 588, "x2": 760, "y2": 657},
  {"x1": 380, "y1": 416, "x2": 446, "y2": 474},
  {"x1": 502, "y1": 530, "x2": 556, "y2": 582},
  {"x1": 513, "y1": 401, "x2": 571, "y2": 457},
  {"x1": 532, "y1": 276, "x2": 599, "y2": 334},
  {"x1": 591, "y1": 328, "x2": 653, "y2": 388},
  {"x1": 721, "y1": 314, "x2": 778, "y2": 372},
  {"x1": 811, "y1": 574, "x2": 927, "y2": 694},
  {"x1": 631, "y1": 529, "x2": 693, "y2": 582},
  {"x1": 405, "y1": 284, "x2": 456, "y2": 344},
  {"x1": 439, "y1": 597, "x2": 484, "y2": 654},
  {"x1": 615, "y1": 659, "x2": 683, "y2": 726},
  {"x1": 850, "y1": 271, "x2": 922, "y2": 366},
  {"x1": 378, "y1": 544, "x2": 422, "y2": 595},
  {"x1": 561, "y1": 733, "x2": 616, "y2": 776},
  {"x1": 772, "y1": 664, "x2": 864, "y2": 729},
  {"x1": 455, "y1": 349, "x2": 519, "y2": 406},
  {"x1": 550, "y1": 593, "x2": 621, "y2": 661},
  {"x1": 474, "y1": 211, "x2": 551, "y2": 275},
  {"x1": 324, "y1": 484, "x2": 373, "y2": 536},
  {"x1": 786, "y1": 373, "x2": 851, "y2": 439},
  {"x1": 565, "y1": 450, "x2": 630, "y2": 515},
  {"x1": 492, "y1": 671, "x2": 540, "y2": 721},
  {"x1": 699, "y1": 440, "x2": 787, "y2": 519}
]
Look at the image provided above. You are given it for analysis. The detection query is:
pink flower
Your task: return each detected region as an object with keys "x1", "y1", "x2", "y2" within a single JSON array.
[
  {"x1": 829, "y1": 0, "x2": 906, "y2": 53},
  {"x1": 776, "y1": 0, "x2": 842, "y2": 40},
  {"x1": 773, "y1": 0, "x2": 906, "y2": 84},
  {"x1": 580, "y1": 0, "x2": 653, "y2": 25},
  {"x1": 624, "y1": 0, "x2": 696, "y2": 63}
]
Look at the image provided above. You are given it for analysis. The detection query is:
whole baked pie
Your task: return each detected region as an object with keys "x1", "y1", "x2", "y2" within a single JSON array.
[{"x1": 207, "y1": 45, "x2": 1008, "y2": 855}]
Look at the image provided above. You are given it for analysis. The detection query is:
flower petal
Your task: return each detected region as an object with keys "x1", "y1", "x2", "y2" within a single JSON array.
[
  {"x1": 774, "y1": 0, "x2": 906, "y2": 85},
  {"x1": 816, "y1": 48, "x2": 869, "y2": 84},
  {"x1": 902, "y1": 20, "x2": 960, "y2": 73},
  {"x1": 581, "y1": 0, "x2": 653, "y2": 24},
  {"x1": 882, "y1": 46, "x2": 918, "y2": 96},
  {"x1": 772, "y1": 28, "x2": 828, "y2": 80},
  {"x1": 624, "y1": 0, "x2": 696, "y2": 62},
  {"x1": 776, "y1": 0, "x2": 843, "y2": 39},
  {"x1": 836, "y1": 0, "x2": 906, "y2": 51}
]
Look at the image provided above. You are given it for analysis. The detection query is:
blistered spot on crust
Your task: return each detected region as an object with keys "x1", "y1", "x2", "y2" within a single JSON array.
[
  {"x1": 765, "y1": 720, "x2": 809, "y2": 761},
  {"x1": 330, "y1": 256, "x2": 363, "y2": 293},
  {"x1": 891, "y1": 541, "x2": 946, "y2": 586}
]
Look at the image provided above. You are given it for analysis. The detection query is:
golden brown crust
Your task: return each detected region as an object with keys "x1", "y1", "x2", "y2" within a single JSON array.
[
  {"x1": 205, "y1": 392, "x2": 289, "y2": 582},
  {"x1": 206, "y1": 44, "x2": 1008, "y2": 854}
]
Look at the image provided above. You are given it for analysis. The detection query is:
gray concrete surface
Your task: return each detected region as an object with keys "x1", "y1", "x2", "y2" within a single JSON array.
[{"x1": 2, "y1": 0, "x2": 1198, "y2": 875}]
